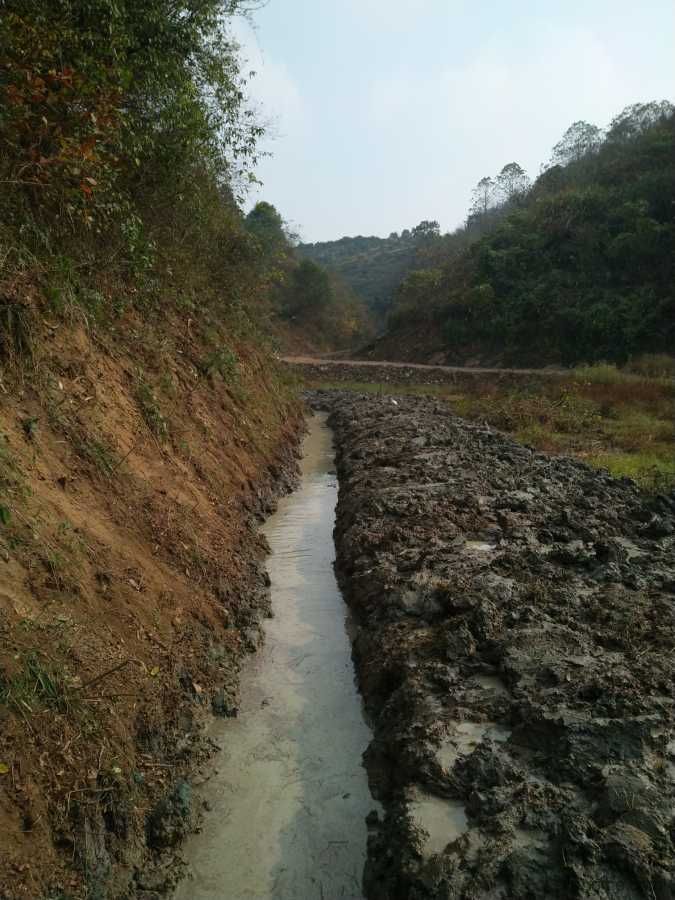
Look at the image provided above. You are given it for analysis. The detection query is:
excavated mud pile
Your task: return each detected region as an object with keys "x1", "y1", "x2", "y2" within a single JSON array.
[{"x1": 324, "y1": 391, "x2": 675, "y2": 900}]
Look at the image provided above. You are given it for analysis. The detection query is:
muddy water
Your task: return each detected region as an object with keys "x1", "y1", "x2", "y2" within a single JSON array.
[{"x1": 175, "y1": 414, "x2": 374, "y2": 900}]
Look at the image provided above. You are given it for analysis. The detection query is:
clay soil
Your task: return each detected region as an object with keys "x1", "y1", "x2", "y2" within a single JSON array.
[
  {"x1": 0, "y1": 307, "x2": 303, "y2": 899},
  {"x1": 317, "y1": 390, "x2": 675, "y2": 900}
]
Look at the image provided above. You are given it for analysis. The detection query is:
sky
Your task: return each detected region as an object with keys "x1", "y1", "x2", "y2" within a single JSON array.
[{"x1": 232, "y1": 0, "x2": 674, "y2": 243}]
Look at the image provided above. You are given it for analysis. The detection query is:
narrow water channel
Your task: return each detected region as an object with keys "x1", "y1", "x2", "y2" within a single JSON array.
[{"x1": 174, "y1": 413, "x2": 374, "y2": 900}]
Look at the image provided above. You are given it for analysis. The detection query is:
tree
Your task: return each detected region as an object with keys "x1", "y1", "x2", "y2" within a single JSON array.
[
  {"x1": 549, "y1": 121, "x2": 602, "y2": 167},
  {"x1": 469, "y1": 177, "x2": 496, "y2": 219},
  {"x1": 245, "y1": 202, "x2": 287, "y2": 256},
  {"x1": 411, "y1": 220, "x2": 441, "y2": 242},
  {"x1": 496, "y1": 163, "x2": 531, "y2": 204},
  {"x1": 606, "y1": 100, "x2": 675, "y2": 144},
  {"x1": 284, "y1": 260, "x2": 333, "y2": 318}
]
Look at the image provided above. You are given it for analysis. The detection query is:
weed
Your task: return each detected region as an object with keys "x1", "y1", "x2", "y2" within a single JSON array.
[
  {"x1": 0, "y1": 651, "x2": 75, "y2": 715},
  {"x1": 159, "y1": 371, "x2": 177, "y2": 399},
  {"x1": 573, "y1": 363, "x2": 638, "y2": 385},
  {"x1": 0, "y1": 298, "x2": 34, "y2": 362},
  {"x1": 135, "y1": 378, "x2": 169, "y2": 439},
  {"x1": 587, "y1": 451, "x2": 675, "y2": 492},
  {"x1": 75, "y1": 437, "x2": 118, "y2": 476},
  {"x1": 200, "y1": 346, "x2": 239, "y2": 381}
]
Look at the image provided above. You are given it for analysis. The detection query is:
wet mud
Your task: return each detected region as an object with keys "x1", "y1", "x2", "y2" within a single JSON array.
[
  {"x1": 317, "y1": 391, "x2": 675, "y2": 900},
  {"x1": 174, "y1": 414, "x2": 374, "y2": 900}
]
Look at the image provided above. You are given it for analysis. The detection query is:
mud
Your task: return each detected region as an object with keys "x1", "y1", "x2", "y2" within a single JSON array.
[{"x1": 314, "y1": 390, "x2": 675, "y2": 899}]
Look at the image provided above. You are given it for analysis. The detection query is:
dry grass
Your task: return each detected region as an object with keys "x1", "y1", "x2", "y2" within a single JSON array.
[{"x1": 308, "y1": 367, "x2": 675, "y2": 492}]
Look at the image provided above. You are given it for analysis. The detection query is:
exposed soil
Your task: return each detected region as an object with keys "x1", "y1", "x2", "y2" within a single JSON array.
[
  {"x1": 0, "y1": 311, "x2": 303, "y2": 899},
  {"x1": 313, "y1": 390, "x2": 675, "y2": 899}
]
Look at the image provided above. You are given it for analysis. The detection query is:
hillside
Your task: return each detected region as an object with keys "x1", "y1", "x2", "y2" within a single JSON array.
[
  {"x1": 367, "y1": 102, "x2": 675, "y2": 366},
  {"x1": 0, "y1": 3, "x2": 308, "y2": 895},
  {"x1": 297, "y1": 222, "x2": 441, "y2": 325}
]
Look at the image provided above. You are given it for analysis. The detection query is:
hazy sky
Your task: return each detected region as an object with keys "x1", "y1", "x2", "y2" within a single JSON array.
[{"x1": 233, "y1": 1, "x2": 674, "y2": 242}]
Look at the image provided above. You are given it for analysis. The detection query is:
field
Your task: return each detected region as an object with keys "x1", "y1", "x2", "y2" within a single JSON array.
[{"x1": 302, "y1": 360, "x2": 675, "y2": 492}]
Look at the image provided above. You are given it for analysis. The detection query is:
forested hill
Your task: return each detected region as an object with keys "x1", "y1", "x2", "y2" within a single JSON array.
[
  {"x1": 370, "y1": 101, "x2": 675, "y2": 366},
  {"x1": 297, "y1": 222, "x2": 440, "y2": 325}
]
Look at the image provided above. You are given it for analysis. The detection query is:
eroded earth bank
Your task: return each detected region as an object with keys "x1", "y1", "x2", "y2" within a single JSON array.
[{"x1": 317, "y1": 391, "x2": 675, "y2": 899}]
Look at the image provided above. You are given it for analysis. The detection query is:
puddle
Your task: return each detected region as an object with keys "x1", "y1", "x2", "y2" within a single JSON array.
[
  {"x1": 471, "y1": 674, "x2": 510, "y2": 696},
  {"x1": 463, "y1": 540, "x2": 497, "y2": 553},
  {"x1": 174, "y1": 414, "x2": 374, "y2": 900},
  {"x1": 408, "y1": 789, "x2": 468, "y2": 855},
  {"x1": 436, "y1": 721, "x2": 511, "y2": 771},
  {"x1": 614, "y1": 536, "x2": 645, "y2": 560}
]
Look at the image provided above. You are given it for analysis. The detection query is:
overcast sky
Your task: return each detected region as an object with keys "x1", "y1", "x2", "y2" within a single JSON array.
[{"x1": 233, "y1": 0, "x2": 674, "y2": 243}]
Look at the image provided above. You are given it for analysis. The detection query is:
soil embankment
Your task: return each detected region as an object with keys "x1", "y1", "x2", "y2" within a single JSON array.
[
  {"x1": 0, "y1": 317, "x2": 303, "y2": 899},
  {"x1": 318, "y1": 390, "x2": 675, "y2": 899}
]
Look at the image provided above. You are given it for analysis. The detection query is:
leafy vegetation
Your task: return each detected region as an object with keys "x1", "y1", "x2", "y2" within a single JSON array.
[
  {"x1": 386, "y1": 101, "x2": 675, "y2": 365},
  {"x1": 244, "y1": 202, "x2": 374, "y2": 348},
  {"x1": 1, "y1": 0, "x2": 368, "y2": 366},
  {"x1": 297, "y1": 221, "x2": 443, "y2": 326},
  {"x1": 0, "y1": 651, "x2": 74, "y2": 715}
]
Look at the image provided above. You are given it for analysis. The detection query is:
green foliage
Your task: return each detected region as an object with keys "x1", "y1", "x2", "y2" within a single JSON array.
[
  {"x1": 201, "y1": 346, "x2": 240, "y2": 380},
  {"x1": 388, "y1": 103, "x2": 675, "y2": 366},
  {"x1": 0, "y1": 0, "x2": 274, "y2": 357},
  {"x1": 0, "y1": 651, "x2": 74, "y2": 714},
  {"x1": 297, "y1": 224, "x2": 441, "y2": 323},
  {"x1": 0, "y1": 0, "x2": 261, "y2": 225},
  {"x1": 135, "y1": 378, "x2": 168, "y2": 439}
]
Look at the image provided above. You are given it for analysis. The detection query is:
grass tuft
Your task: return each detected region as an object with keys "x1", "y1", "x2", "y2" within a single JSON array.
[{"x1": 0, "y1": 651, "x2": 75, "y2": 715}]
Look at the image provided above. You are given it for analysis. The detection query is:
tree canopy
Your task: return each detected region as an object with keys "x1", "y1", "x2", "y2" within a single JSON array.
[{"x1": 385, "y1": 101, "x2": 675, "y2": 365}]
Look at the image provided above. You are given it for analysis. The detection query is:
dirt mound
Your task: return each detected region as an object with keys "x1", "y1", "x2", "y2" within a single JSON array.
[
  {"x1": 0, "y1": 315, "x2": 302, "y2": 898},
  {"x1": 320, "y1": 390, "x2": 675, "y2": 899}
]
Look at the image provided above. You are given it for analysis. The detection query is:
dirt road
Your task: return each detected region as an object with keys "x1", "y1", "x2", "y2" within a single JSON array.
[{"x1": 283, "y1": 356, "x2": 567, "y2": 386}]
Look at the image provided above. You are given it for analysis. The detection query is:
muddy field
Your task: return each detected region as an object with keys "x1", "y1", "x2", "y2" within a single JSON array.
[{"x1": 316, "y1": 390, "x2": 675, "y2": 899}]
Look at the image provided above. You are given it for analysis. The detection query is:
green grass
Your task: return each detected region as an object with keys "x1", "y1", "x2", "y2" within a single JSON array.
[
  {"x1": 75, "y1": 436, "x2": 118, "y2": 476},
  {"x1": 0, "y1": 651, "x2": 75, "y2": 715},
  {"x1": 587, "y1": 451, "x2": 675, "y2": 493},
  {"x1": 135, "y1": 377, "x2": 169, "y2": 439}
]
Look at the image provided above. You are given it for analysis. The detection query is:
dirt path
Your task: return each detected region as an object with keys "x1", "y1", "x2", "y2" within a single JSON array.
[
  {"x1": 283, "y1": 356, "x2": 567, "y2": 386},
  {"x1": 312, "y1": 389, "x2": 675, "y2": 900},
  {"x1": 283, "y1": 356, "x2": 567, "y2": 377}
]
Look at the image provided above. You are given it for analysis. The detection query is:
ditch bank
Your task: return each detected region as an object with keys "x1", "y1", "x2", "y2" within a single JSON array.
[
  {"x1": 318, "y1": 390, "x2": 675, "y2": 899},
  {"x1": 0, "y1": 318, "x2": 304, "y2": 899}
]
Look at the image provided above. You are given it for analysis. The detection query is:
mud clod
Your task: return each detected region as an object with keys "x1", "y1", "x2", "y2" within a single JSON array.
[{"x1": 319, "y1": 390, "x2": 675, "y2": 900}]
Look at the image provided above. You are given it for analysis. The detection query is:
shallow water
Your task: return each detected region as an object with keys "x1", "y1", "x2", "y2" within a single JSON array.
[
  {"x1": 174, "y1": 414, "x2": 374, "y2": 900},
  {"x1": 436, "y1": 720, "x2": 511, "y2": 772},
  {"x1": 408, "y1": 789, "x2": 469, "y2": 856}
]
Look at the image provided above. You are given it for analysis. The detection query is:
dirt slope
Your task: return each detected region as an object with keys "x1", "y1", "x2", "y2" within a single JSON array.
[
  {"x1": 0, "y1": 311, "x2": 302, "y2": 899},
  {"x1": 319, "y1": 390, "x2": 675, "y2": 899}
]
